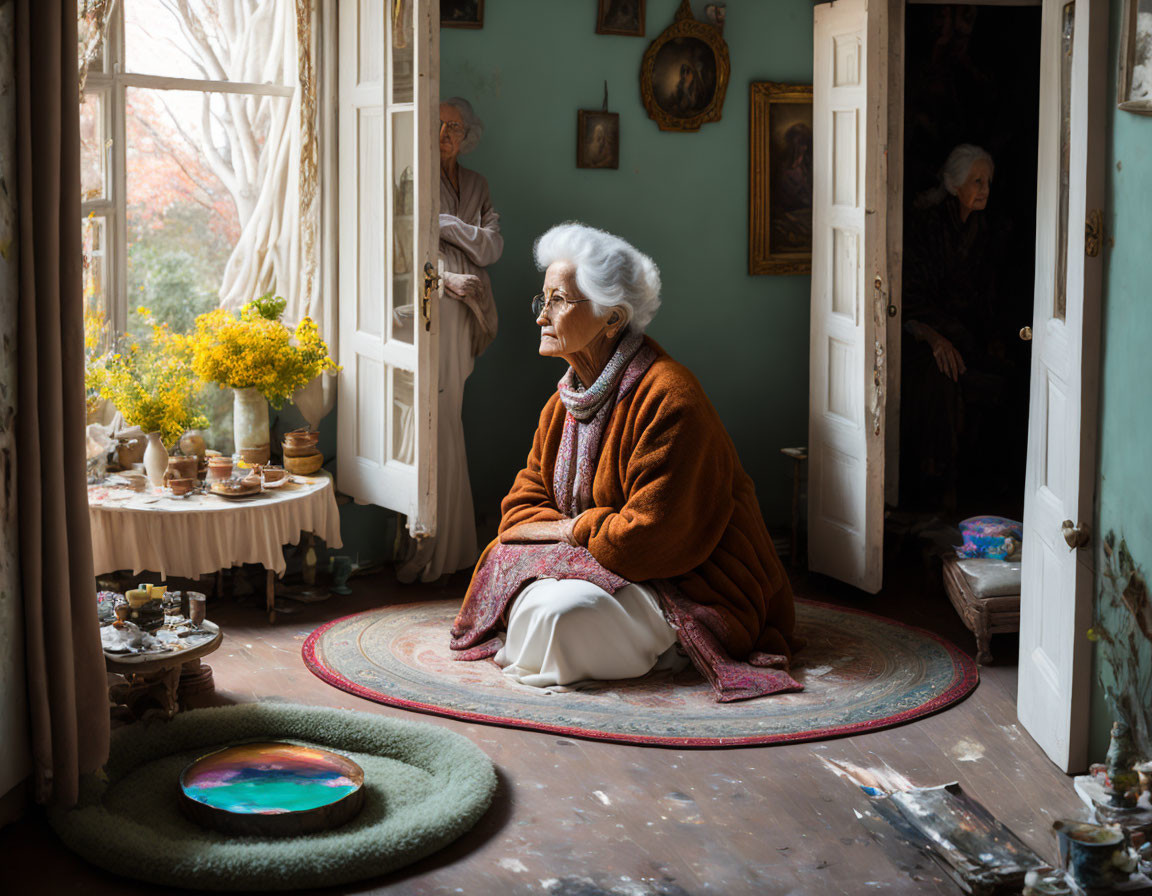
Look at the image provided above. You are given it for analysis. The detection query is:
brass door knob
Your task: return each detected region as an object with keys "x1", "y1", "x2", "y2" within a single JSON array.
[
  {"x1": 1020, "y1": 326, "x2": 1033, "y2": 341},
  {"x1": 1061, "y1": 519, "x2": 1090, "y2": 550}
]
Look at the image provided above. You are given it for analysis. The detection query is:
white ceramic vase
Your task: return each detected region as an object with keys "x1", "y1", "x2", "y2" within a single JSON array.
[
  {"x1": 233, "y1": 386, "x2": 270, "y2": 463},
  {"x1": 143, "y1": 432, "x2": 168, "y2": 487}
]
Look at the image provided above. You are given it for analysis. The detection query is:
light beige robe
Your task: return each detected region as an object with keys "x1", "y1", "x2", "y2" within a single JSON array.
[{"x1": 396, "y1": 165, "x2": 502, "y2": 582}]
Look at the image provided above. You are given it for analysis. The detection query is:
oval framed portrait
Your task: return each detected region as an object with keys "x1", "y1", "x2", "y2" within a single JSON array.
[{"x1": 640, "y1": 0, "x2": 729, "y2": 132}]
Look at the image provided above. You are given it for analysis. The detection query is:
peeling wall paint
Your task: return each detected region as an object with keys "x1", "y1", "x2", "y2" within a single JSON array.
[
  {"x1": 1094, "y1": 534, "x2": 1152, "y2": 758},
  {"x1": 0, "y1": 0, "x2": 28, "y2": 800}
]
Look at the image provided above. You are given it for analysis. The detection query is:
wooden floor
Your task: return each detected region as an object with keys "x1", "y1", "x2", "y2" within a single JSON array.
[{"x1": 0, "y1": 550, "x2": 1090, "y2": 895}]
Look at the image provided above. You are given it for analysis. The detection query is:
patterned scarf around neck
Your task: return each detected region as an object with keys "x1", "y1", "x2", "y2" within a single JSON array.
[{"x1": 554, "y1": 330, "x2": 655, "y2": 517}]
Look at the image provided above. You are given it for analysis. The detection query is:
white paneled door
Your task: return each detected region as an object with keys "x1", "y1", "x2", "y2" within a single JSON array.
[
  {"x1": 1017, "y1": 0, "x2": 1107, "y2": 773},
  {"x1": 808, "y1": 0, "x2": 889, "y2": 593},
  {"x1": 337, "y1": 0, "x2": 440, "y2": 536}
]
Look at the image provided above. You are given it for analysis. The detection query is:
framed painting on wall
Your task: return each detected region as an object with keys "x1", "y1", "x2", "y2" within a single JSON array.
[
  {"x1": 640, "y1": 0, "x2": 729, "y2": 132},
  {"x1": 596, "y1": 0, "x2": 645, "y2": 37},
  {"x1": 441, "y1": 0, "x2": 484, "y2": 30},
  {"x1": 577, "y1": 110, "x2": 620, "y2": 169},
  {"x1": 1118, "y1": 0, "x2": 1152, "y2": 114},
  {"x1": 748, "y1": 81, "x2": 813, "y2": 275}
]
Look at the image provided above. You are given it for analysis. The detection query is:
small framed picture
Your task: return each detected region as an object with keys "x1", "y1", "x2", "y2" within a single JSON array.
[
  {"x1": 596, "y1": 0, "x2": 645, "y2": 37},
  {"x1": 577, "y1": 110, "x2": 620, "y2": 169},
  {"x1": 441, "y1": 0, "x2": 484, "y2": 30}
]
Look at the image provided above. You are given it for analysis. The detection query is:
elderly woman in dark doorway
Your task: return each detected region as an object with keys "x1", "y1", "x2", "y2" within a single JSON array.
[
  {"x1": 397, "y1": 97, "x2": 503, "y2": 583},
  {"x1": 901, "y1": 143, "x2": 1023, "y2": 512},
  {"x1": 448, "y1": 223, "x2": 800, "y2": 701}
]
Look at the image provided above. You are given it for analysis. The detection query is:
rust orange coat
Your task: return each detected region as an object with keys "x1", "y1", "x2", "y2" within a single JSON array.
[{"x1": 468, "y1": 338, "x2": 797, "y2": 663}]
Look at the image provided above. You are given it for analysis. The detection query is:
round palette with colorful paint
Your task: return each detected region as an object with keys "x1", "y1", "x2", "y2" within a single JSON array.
[{"x1": 179, "y1": 741, "x2": 365, "y2": 836}]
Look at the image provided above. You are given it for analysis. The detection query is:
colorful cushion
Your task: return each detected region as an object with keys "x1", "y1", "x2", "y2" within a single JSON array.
[{"x1": 955, "y1": 516, "x2": 1023, "y2": 561}]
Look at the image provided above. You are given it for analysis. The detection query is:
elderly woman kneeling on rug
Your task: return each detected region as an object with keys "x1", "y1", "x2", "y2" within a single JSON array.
[{"x1": 449, "y1": 223, "x2": 801, "y2": 701}]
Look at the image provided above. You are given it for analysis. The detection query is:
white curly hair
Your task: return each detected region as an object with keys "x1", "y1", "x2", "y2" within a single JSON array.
[{"x1": 533, "y1": 223, "x2": 662, "y2": 333}]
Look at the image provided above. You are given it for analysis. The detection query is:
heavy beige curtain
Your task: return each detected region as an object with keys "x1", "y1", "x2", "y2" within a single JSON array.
[{"x1": 15, "y1": 0, "x2": 109, "y2": 806}]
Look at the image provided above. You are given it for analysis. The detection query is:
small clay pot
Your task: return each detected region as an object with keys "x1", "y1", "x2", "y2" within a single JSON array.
[
  {"x1": 167, "y1": 456, "x2": 198, "y2": 481},
  {"x1": 239, "y1": 446, "x2": 270, "y2": 466},
  {"x1": 207, "y1": 458, "x2": 233, "y2": 481},
  {"x1": 168, "y1": 477, "x2": 195, "y2": 496},
  {"x1": 115, "y1": 436, "x2": 146, "y2": 468}
]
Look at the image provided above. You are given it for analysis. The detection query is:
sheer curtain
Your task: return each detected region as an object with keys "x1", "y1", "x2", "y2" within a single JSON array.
[{"x1": 15, "y1": 0, "x2": 110, "y2": 806}]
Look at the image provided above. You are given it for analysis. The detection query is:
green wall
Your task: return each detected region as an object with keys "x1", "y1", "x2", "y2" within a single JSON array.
[
  {"x1": 1088, "y1": 0, "x2": 1152, "y2": 760},
  {"x1": 442, "y1": 0, "x2": 815, "y2": 529}
]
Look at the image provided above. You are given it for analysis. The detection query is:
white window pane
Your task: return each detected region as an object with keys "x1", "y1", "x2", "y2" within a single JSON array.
[
  {"x1": 80, "y1": 92, "x2": 106, "y2": 202},
  {"x1": 124, "y1": 0, "x2": 295, "y2": 85},
  {"x1": 391, "y1": 110, "x2": 415, "y2": 344},
  {"x1": 391, "y1": 367, "x2": 415, "y2": 466}
]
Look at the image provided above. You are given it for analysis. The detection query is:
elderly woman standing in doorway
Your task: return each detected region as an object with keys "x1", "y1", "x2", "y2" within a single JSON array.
[
  {"x1": 448, "y1": 223, "x2": 800, "y2": 701},
  {"x1": 397, "y1": 97, "x2": 503, "y2": 583},
  {"x1": 901, "y1": 143, "x2": 1021, "y2": 513}
]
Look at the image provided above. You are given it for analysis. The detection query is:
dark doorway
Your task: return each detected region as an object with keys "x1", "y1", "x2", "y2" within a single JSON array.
[{"x1": 898, "y1": 2, "x2": 1041, "y2": 522}]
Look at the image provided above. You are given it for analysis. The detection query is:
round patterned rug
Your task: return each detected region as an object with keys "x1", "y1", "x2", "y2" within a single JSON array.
[{"x1": 303, "y1": 599, "x2": 978, "y2": 748}]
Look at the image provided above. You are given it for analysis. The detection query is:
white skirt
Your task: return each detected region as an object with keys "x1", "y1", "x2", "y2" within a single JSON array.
[{"x1": 494, "y1": 577, "x2": 682, "y2": 688}]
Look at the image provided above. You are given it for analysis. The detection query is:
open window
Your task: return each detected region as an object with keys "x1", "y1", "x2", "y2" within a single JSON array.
[
  {"x1": 335, "y1": 0, "x2": 441, "y2": 537},
  {"x1": 79, "y1": 0, "x2": 322, "y2": 448}
]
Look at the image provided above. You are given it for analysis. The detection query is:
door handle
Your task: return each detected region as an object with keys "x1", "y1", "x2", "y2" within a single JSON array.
[
  {"x1": 1020, "y1": 326, "x2": 1033, "y2": 341},
  {"x1": 1061, "y1": 519, "x2": 1090, "y2": 551},
  {"x1": 422, "y1": 262, "x2": 439, "y2": 332}
]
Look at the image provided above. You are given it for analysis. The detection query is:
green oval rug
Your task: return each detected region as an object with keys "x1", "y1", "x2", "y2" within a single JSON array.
[{"x1": 49, "y1": 702, "x2": 496, "y2": 891}]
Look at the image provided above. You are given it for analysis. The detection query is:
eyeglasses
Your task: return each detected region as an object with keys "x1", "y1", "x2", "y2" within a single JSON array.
[
  {"x1": 531, "y1": 292, "x2": 590, "y2": 317},
  {"x1": 439, "y1": 120, "x2": 467, "y2": 136}
]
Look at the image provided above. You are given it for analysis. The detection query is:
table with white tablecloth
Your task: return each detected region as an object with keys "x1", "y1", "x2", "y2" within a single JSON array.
[{"x1": 88, "y1": 472, "x2": 343, "y2": 621}]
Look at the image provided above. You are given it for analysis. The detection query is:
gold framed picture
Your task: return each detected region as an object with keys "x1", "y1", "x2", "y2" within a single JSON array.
[
  {"x1": 639, "y1": 0, "x2": 729, "y2": 133},
  {"x1": 749, "y1": 81, "x2": 813, "y2": 276}
]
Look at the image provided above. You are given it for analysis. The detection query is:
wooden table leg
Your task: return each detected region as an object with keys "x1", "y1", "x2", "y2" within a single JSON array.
[
  {"x1": 179, "y1": 657, "x2": 216, "y2": 709},
  {"x1": 267, "y1": 569, "x2": 276, "y2": 623}
]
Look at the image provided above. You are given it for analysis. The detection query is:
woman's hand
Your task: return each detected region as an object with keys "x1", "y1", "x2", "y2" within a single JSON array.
[
  {"x1": 929, "y1": 331, "x2": 966, "y2": 382},
  {"x1": 442, "y1": 271, "x2": 482, "y2": 303},
  {"x1": 499, "y1": 518, "x2": 578, "y2": 546},
  {"x1": 910, "y1": 322, "x2": 966, "y2": 382}
]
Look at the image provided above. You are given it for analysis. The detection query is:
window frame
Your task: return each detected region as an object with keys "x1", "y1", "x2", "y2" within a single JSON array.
[{"x1": 82, "y1": 3, "x2": 299, "y2": 336}]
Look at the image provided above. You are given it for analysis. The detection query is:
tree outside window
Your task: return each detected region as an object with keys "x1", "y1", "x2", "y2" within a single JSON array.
[{"x1": 80, "y1": 0, "x2": 317, "y2": 451}]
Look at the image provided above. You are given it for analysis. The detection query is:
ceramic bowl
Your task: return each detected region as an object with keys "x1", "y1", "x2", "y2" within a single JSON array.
[
  {"x1": 285, "y1": 429, "x2": 320, "y2": 447},
  {"x1": 284, "y1": 451, "x2": 323, "y2": 475},
  {"x1": 168, "y1": 478, "x2": 195, "y2": 497}
]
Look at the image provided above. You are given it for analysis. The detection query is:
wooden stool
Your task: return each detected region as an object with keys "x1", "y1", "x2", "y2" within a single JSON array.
[{"x1": 941, "y1": 554, "x2": 1020, "y2": 664}]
